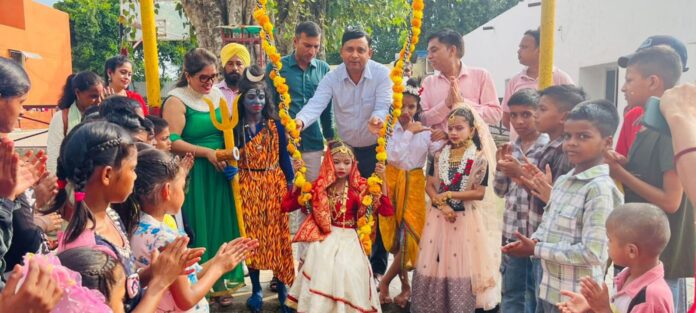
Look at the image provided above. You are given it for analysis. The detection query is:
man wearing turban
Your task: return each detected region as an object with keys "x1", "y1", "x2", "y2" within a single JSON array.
[{"x1": 218, "y1": 43, "x2": 251, "y2": 111}]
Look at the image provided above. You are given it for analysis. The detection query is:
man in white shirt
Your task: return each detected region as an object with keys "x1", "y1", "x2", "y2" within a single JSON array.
[
  {"x1": 294, "y1": 27, "x2": 393, "y2": 280},
  {"x1": 295, "y1": 28, "x2": 392, "y2": 177}
]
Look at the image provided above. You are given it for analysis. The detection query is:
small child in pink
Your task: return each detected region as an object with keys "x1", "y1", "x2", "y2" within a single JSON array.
[{"x1": 557, "y1": 203, "x2": 674, "y2": 313}]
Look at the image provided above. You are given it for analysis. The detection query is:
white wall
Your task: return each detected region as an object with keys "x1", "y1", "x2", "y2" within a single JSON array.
[{"x1": 462, "y1": 0, "x2": 696, "y2": 115}]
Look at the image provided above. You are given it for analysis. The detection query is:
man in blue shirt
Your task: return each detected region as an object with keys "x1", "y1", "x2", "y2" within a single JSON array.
[
  {"x1": 268, "y1": 22, "x2": 335, "y2": 275},
  {"x1": 268, "y1": 21, "x2": 334, "y2": 183},
  {"x1": 295, "y1": 27, "x2": 393, "y2": 282}
]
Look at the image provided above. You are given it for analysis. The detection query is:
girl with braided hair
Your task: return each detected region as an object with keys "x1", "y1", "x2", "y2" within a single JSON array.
[
  {"x1": 123, "y1": 146, "x2": 259, "y2": 312},
  {"x1": 49, "y1": 121, "x2": 201, "y2": 312}
]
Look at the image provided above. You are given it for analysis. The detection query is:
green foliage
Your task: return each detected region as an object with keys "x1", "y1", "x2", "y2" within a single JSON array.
[
  {"x1": 53, "y1": 0, "x2": 197, "y2": 81},
  {"x1": 418, "y1": 0, "x2": 518, "y2": 50},
  {"x1": 54, "y1": 0, "x2": 121, "y2": 73},
  {"x1": 270, "y1": 0, "x2": 518, "y2": 64}
]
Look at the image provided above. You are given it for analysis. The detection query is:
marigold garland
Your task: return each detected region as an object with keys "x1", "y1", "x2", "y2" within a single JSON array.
[
  {"x1": 253, "y1": 0, "x2": 313, "y2": 207},
  {"x1": 253, "y1": 0, "x2": 425, "y2": 256},
  {"x1": 360, "y1": 0, "x2": 425, "y2": 254}
]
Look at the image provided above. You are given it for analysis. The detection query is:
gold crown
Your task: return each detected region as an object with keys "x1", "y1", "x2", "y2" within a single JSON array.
[{"x1": 330, "y1": 144, "x2": 354, "y2": 158}]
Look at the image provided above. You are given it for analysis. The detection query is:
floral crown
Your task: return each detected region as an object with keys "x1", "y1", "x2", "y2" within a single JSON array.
[{"x1": 404, "y1": 84, "x2": 421, "y2": 97}]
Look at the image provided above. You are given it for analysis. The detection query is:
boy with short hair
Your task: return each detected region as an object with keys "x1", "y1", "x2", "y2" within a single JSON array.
[
  {"x1": 494, "y1": 88, "x2": 549, "y2": 313},
  {"x1": 146, "y1": 115, "x2": 172, "y2": 152},
  {"x1": 615, "y1": 35, "x2": 689, "y2": 157},
  {"x1": 607, "y1": 46, "x2": 695, "y2": 312},
  {"x1": 557, "y1": 203, "x2": 674, "y2": 313},
  {"x1": 503, "y1": 99, "x2": 624, "y2": 313}
]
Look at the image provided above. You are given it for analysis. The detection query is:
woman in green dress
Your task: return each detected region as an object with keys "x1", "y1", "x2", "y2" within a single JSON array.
[{"x1": 162, "y1": 48, "x2": 243, "y2": 304}]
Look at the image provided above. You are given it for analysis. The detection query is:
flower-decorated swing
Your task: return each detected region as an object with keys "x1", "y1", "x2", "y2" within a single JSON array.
[{"x1": 210, "y1": 0, "x2": 426, "y2": 254}]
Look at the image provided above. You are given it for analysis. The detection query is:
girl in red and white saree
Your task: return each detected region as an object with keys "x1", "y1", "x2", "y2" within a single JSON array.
[{"x1": 282, "y1": 141, "x2": 394, "y2": 313}]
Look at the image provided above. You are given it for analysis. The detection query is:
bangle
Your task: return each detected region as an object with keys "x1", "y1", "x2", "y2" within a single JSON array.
[
  {"x1": 447, "y1": 191, "x2": 452, "y2": 199},
  {"x1": 674, "y1": 147, "x2": 696, "y2": 171}
]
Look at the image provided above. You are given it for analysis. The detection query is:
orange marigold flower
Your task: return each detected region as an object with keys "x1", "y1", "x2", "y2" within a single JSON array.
[
  {"x1": 413, "y1": 1, "x2": 424, "y2": 11},
  {"x1": 258, "y1": 15, "x2": 270, "y2": 26},
  {"x1": 412, "y1": 18, "x2": 422, "y2": 28},
  {"x1": 376, "y1": 152, "x2": 387, "y2": 162},
  {"x1": 302, "y1": 182, "x2": 312, "y2": 193},
  {"x1": 393, "y1": 84, "x2": 405, "y2": 93}
]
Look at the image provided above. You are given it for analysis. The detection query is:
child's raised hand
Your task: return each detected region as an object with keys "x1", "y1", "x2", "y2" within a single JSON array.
[
  {"x1": 212, "y1": 238, "x2": 259, "y2": 273},
  {"x1": 180, "y1": 153, "x2": 194, "y2": 174},
  {"x1": 501, "y1": 231, "x2": 536, "y2": 257},
  {"x1": 13, "y1": 150, "x2": 46, "y2": 198},
  {"x1": 0, "y1": 137, "x2": 19, "y2": 199},
  {"x1": 520, "y1": 164, "x2": 553, "y2": 203},
  {"x1": 0, "y1": 262, "x2": 63, "y2": 313},
  {"x1": 430, "y1": 129, "x2": 448, "y2": 142},
  {"x1": 557, "y1": 290, "x2": 591, "y2": 313},
  {"x1": 497, "y1": 156, "x2": 523, "y2": 178},
  {"x1": 405, "y1": 121, "x2": 430, "y2": 134},
  {"x1": 603, "y1": 150, "x2": 627, "y2": 178},
  {"x1": 579, "y1": 277, "x2": 611, "y2": 313},
  {"x1": 495, "y1": 143, "x2": 511, "y2": 162}
]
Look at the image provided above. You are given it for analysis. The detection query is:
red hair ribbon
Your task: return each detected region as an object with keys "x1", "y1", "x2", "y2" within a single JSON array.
[{"x1": 74, "y1": 192, "x2": 86, "y2": 202}]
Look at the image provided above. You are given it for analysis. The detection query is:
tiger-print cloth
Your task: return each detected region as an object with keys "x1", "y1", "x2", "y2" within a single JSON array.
[{"x1": 238, "y1": 119, "x2": 295, "y2": 285}]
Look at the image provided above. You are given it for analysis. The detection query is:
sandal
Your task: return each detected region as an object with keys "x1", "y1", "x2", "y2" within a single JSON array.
[
  {"x1": 218, "y1": 295, "x2": 234, "y2": 307},
  {"x1": 269, "y1": 276, "x2": 281, "y2": 293}
]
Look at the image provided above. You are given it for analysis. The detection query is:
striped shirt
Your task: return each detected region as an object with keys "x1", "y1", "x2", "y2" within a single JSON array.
[
  {"x1": 532, "y1": 164, "x2": 623, "y2": 304},
  {"x1": 494, "y1": 133, "x2": 550, "y2": 242}
]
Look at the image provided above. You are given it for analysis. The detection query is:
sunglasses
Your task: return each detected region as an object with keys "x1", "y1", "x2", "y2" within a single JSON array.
[{"x1": 196, "y1": 73, "x2": 219, "y2": 84}]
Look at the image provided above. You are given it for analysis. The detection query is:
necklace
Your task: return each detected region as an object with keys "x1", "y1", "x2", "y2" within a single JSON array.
[
  {"x1": 328, "y1": 182, "x2": 350, "y2": 226},
  {"x1": 438, "y1": 144, "x2": 476, "y2": 194}
]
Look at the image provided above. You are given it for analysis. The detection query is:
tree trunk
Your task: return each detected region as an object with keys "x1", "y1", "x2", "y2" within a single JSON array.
[
  {"x1": 273, "y1": 0, "x2": 328, "y2": 56},
  {"x1": 180, "y1": 0, "x2": 226, "y2": 54},
  {"x1": 180, "y1": 0, "x2": 327, "y2": 59}
]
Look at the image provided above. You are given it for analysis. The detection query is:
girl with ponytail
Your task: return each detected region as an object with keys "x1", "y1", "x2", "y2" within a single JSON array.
[{"x1": 120, "y1": 146, "x2": 258, "y2": 312}]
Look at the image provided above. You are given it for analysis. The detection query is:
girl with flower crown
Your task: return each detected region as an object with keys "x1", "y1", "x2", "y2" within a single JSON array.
[
  {"x1": 378, "y1": 78, "x2": 445, "y2": 307},
  {"x1": 282, "y1": 140, "x2": 394, "y2": 313},
  {"x1": 410, "y1": 106, "x2": 502, "y2": 313}
]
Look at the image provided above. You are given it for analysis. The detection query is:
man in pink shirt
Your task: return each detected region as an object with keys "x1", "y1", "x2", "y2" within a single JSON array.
[
  {"x1": 502, "y1": 29, "x2": 574, "y2": 141},
  {"x1": 421, "y1": 29, "x2": 502, "y2": 132}
]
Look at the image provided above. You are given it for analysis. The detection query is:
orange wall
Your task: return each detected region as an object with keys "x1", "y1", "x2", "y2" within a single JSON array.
[{"x1": 0, "y1": 0, "x2": 72, "y2": 107}]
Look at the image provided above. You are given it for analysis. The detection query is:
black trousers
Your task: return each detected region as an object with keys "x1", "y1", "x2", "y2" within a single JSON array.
[{"x1": 352, "y1": 144, "x2": 388, "y2": 275}]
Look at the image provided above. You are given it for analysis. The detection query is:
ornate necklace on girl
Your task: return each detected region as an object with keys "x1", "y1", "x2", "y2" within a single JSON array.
[
  {"x1": 438, "y1": 141, "x2": 477, "y2": 206},
  {"x1": 328, "y1": 181, "x2": 352, "y2": 227}
]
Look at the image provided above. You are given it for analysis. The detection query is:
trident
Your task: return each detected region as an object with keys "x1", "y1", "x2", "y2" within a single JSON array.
[{"x1": 205, "y1": 96, "x2": 247, "y2": 237}]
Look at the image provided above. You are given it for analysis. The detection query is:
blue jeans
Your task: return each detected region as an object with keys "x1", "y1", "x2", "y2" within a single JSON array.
[
  {"x1": 666, "y1": 278, "x2": 686, "y2": 313},
  {"x1": 501, "y1": 254, "x2": 536, "y2": 313}
]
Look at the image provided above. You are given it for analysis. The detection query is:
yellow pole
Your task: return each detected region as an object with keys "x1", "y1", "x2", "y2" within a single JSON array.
[
  {"x1": 139, "y1": 0, "x2": 161, "y2": 109},
  {"x1": 538, "y1": 0, "x2": 556, "y2": 89}
]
